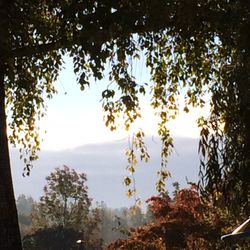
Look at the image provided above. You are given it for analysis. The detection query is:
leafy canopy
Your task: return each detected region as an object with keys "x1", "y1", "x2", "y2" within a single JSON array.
[
  {"x1": 32, "y1": 165, "x2": 91, "y2": 229},
  {"x1": 2, "y1": 0, "x2": 250, "y2": 213}
]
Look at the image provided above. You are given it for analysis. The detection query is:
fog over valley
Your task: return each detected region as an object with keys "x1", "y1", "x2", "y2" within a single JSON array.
[{"x1": 11, "y1": 136, "x2": 199, "y2": 208}]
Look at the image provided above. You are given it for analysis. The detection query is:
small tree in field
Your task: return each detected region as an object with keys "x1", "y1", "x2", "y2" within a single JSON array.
[
  {"x1": 32, "y1": 165, "x2": 91, "y2": 230},
  {"x1": 27, "y1": 166, "x2": 102, "y2": 249}
]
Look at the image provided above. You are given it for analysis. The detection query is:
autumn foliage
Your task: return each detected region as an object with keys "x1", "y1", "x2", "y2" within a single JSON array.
[{"x1": 106, "y1": 184, "x2": 225, "y2": 250}]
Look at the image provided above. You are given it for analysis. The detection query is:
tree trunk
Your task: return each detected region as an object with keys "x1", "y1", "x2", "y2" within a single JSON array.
[{"x1": 0, "y1": 66, "x2": 22, "y2": 249}]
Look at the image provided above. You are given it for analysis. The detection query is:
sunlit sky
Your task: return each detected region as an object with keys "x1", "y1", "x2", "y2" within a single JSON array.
[
  {"x1": 39, "y1": 57, "x2": 208, "y2": 151},
  {"x1": 12, "y1": 56, "x2": 207, "y2": 207}
]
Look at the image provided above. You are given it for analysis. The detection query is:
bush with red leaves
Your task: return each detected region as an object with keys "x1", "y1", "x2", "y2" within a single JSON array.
[{"x1": 105, "y1": 184, "x2": 226, "y2": 250}]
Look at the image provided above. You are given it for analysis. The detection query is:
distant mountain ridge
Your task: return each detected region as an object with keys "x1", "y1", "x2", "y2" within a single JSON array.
[{"x1": 10, "y1": 136, "x2": 199, "y2": 208}]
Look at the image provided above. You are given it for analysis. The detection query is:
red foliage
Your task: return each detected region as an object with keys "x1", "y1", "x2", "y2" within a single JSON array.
[
  {"x1": 147, "y1": 185, "x2": 201, "y2": 219},
  {"x1": 146, "y1": 195, "x2": 172, "y2": 218},
  {"x1": 106, "y1": 184, "x2": 224, "y2": 250}
]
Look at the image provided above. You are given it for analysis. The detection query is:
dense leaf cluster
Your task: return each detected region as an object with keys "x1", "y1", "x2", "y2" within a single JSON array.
[{"x1": 106, "y1": 185, "x2": 230, "y2": 250}]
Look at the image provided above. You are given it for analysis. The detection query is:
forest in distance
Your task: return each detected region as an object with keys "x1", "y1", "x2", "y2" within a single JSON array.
[{"x1": 16, "y1": 165, "x2": 250, "y2": 249}]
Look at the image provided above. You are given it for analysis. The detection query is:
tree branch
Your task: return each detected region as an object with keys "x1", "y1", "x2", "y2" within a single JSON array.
[{"x1": 5, "y1": 4, "x2": 173, "y2": 59}]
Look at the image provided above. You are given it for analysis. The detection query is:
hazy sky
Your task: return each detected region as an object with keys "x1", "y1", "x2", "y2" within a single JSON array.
[
  {"x1": 11, "y1": 56, "x2": 206, "y2": 207},
  {"x1": 39, "y1": 56, "x2": 207, "y2": 151},
  {"x1": 11, "y1": 137, "x2": 200, "y2": 207}
]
